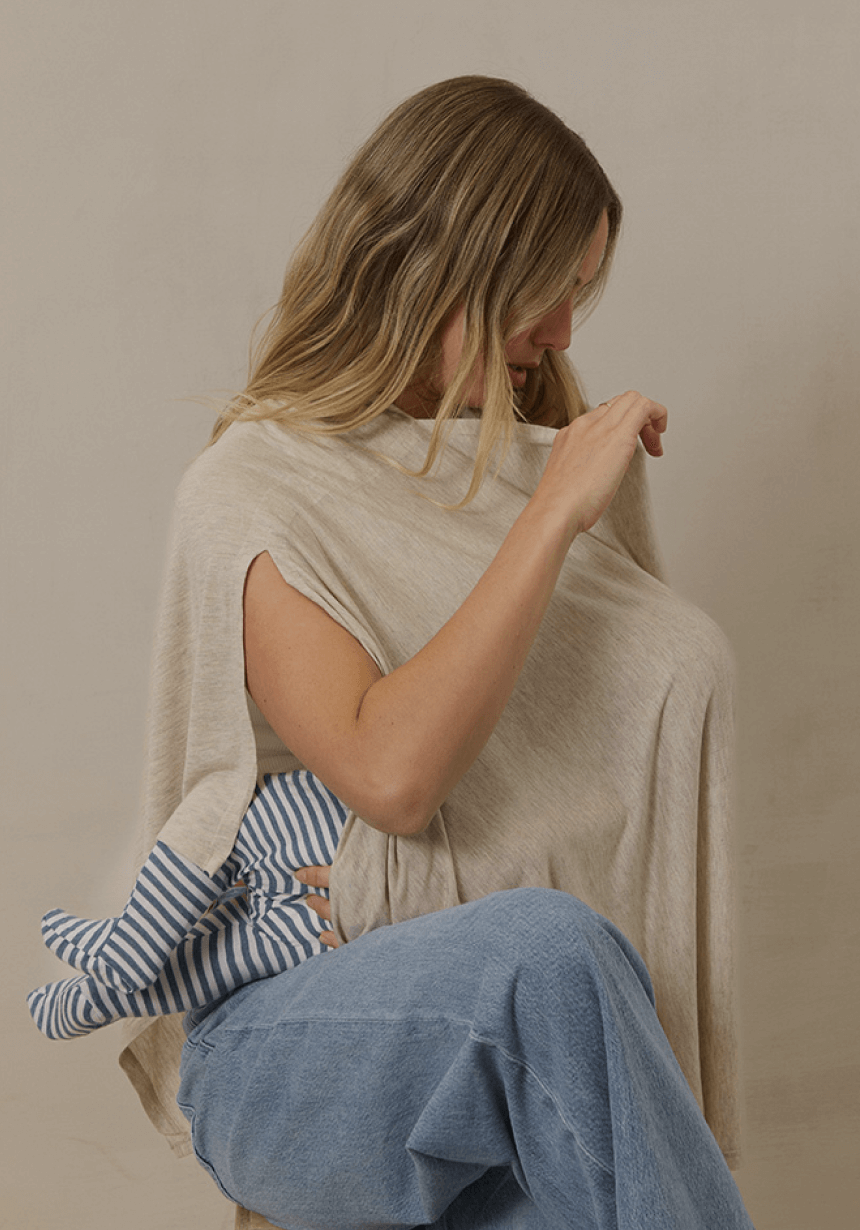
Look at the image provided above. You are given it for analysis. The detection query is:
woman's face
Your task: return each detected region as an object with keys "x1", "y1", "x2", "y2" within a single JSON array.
[{"x1": 397, "y1": 210, "x2": 609, "y2": 417}]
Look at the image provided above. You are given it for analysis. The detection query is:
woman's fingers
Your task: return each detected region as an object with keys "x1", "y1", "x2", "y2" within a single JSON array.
[
  {"x1": 295, "y1": 864, "x2": 331, "y2": 889},
  {"x1": 639, "y1": 420, "x2": 665, "y2": 456},
  {"x1": 601, "y1": 390, "x2": 667, "y2": 427},
  {"x1": 295, "y1": 866, "x2": 340, "y2": 947},
  {"x1": 305, "y1": 894, "x2": 332, "y2": 921},
  {"x1": 306, "y1": 896, "x2": 339, "y2": 948},
  {"x1": 596, "y1": 390, "x2": 666, "y2": 455},
  {"x1": 639, "y1": 395, "x2": 667, "y2": 456},
  {"x1": 305, "y1": 892, "x2": 340, "y2": 948}
]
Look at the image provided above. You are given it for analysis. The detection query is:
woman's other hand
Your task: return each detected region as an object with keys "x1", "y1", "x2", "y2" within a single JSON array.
[{"x1": 295, "y1": 865, "x2": 339, "y2": 948}]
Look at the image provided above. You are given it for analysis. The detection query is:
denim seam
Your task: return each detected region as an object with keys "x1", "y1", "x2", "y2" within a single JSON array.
[
  {"x1": 467, "y1": 1028, "x2": 616, "y2": 1179},
  {"x1": 175, "y1": 1098, "x2": 242, "y2": 1207},
  {"x1": 216, "y1": 1012, "x2": 477, "y2": 1036},
  {"x1": 206, "y1": 1015, "x2": 614, "y2": 1177}
]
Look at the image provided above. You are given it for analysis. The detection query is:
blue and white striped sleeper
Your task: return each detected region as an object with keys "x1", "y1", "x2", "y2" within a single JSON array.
[{"x1": 28, "y1": 771, "x2": 348, "y2": 1040}]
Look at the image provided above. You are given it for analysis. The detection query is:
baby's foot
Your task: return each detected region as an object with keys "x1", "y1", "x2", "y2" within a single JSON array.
[
  {"x1": 40, "y1": 910, "x2": 126, "y2": 987},
  {"x1": 27, "y1": 975, "x2": 111, "y2": 1041}
]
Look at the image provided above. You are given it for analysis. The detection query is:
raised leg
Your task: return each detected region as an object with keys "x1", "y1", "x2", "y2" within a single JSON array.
[
  {"x1": 39, "y1": 840, "x2": 234, "y2": 992},
  {"x1": 177, "y1": 888, "x2": 754, "y2": 1230},
  {"x1": 29, "y1": 893, "x2": 332, "y2": 1040}
]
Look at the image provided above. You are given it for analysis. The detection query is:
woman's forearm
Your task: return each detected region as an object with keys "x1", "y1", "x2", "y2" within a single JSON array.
[{"x1": 350, "y1": 493, "x2": 574, "y2": 833}]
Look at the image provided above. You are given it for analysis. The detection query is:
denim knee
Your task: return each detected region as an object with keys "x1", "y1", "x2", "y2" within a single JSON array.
[
  {"x1": 474, "y1": 886, "x2": 604, "y2": 949},
  {"x1": 472, "y1": 888, "x2": 654, "y2": 1008}
]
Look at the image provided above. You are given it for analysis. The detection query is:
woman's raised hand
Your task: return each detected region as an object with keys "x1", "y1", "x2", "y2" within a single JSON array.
[{"x1": 535, "y1": 391, "x2": 667, "y2": 538}]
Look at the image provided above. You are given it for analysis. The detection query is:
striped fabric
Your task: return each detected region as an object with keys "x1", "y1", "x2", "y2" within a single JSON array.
[
  {"x1": 40, "y1": 843, "x2": 234, "y2": 992},
  {"x1": 28, "y1": 771, "x2": 348, "y2": 1040}
]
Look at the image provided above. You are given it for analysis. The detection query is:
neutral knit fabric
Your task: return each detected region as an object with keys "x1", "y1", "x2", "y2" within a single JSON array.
[{"x1": 119, "y1": 408, "x2": 740, "y2": 1166}]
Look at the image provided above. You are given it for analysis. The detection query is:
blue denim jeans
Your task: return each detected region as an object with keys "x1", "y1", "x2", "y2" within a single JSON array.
[{"x1": 177, "y1": 888, "x2": 753, "y2": 1229}]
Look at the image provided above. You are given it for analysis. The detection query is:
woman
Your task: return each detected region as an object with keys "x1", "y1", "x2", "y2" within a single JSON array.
[{"x1": 118, "y1": 77, "x2": 752, "y2": 1227}]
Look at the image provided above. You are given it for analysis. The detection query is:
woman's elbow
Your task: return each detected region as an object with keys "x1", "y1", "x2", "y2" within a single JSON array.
[{"x1": 353, "y1": 770, "x2": 437, "y2": 837}]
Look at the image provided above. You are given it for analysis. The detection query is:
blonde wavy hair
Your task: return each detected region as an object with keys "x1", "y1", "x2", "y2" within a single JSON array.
[{"x1": 210, "y1": 75, "x2": 622, "y2": 505}]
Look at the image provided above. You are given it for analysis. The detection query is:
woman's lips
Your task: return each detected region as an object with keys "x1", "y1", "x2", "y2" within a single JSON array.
[{"x1": 507, "y1": 364, "x2": 528, "y2": 388}]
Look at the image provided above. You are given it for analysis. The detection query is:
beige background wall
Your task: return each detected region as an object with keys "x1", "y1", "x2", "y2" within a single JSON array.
[{"x1": 2, "y1": 2, "x2": 858, "y2": 1227}]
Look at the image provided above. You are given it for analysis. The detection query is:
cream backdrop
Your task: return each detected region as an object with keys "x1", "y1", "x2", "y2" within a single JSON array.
[{"x1": 3, "y1": 2, "x2": 858, "y2": 1227}]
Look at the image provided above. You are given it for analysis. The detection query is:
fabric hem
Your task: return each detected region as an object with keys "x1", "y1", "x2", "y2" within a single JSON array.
[{"x1": 118, "y1": 1022, "x2": 194, "y2": 1156}]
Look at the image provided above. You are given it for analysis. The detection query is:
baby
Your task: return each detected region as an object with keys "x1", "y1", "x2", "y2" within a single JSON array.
[{"x1": 28, "y1": 770, "x2": 347, "y2": 1040}]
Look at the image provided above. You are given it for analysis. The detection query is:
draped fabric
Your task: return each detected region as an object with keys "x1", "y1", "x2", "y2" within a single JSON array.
[{"x1": 119, "y1": 409, "x2": 740, "y2": 1165}]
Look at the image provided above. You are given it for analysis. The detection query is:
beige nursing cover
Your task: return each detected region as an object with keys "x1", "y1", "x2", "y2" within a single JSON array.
[{"x1": 120, "y1": 410, "x2": 740, "y2": 1167}]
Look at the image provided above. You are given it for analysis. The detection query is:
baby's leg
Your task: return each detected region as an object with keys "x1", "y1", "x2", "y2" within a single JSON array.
[
  {"x1": 40, "y1": 841, "x2": 234, "y2": 993},
  {"x1": 28, "y1": 896, "x2": 309, "y2": 1040}
]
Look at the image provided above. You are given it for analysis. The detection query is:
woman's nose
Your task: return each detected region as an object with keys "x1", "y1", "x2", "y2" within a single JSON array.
[{"x1": 531, "y1": 297, "x2": 575, "y2": 352}]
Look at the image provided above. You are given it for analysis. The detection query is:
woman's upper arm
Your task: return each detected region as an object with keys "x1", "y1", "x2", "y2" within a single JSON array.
[{"x1": 243, "y1": 551, "x2": 390, "y2": 823}]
